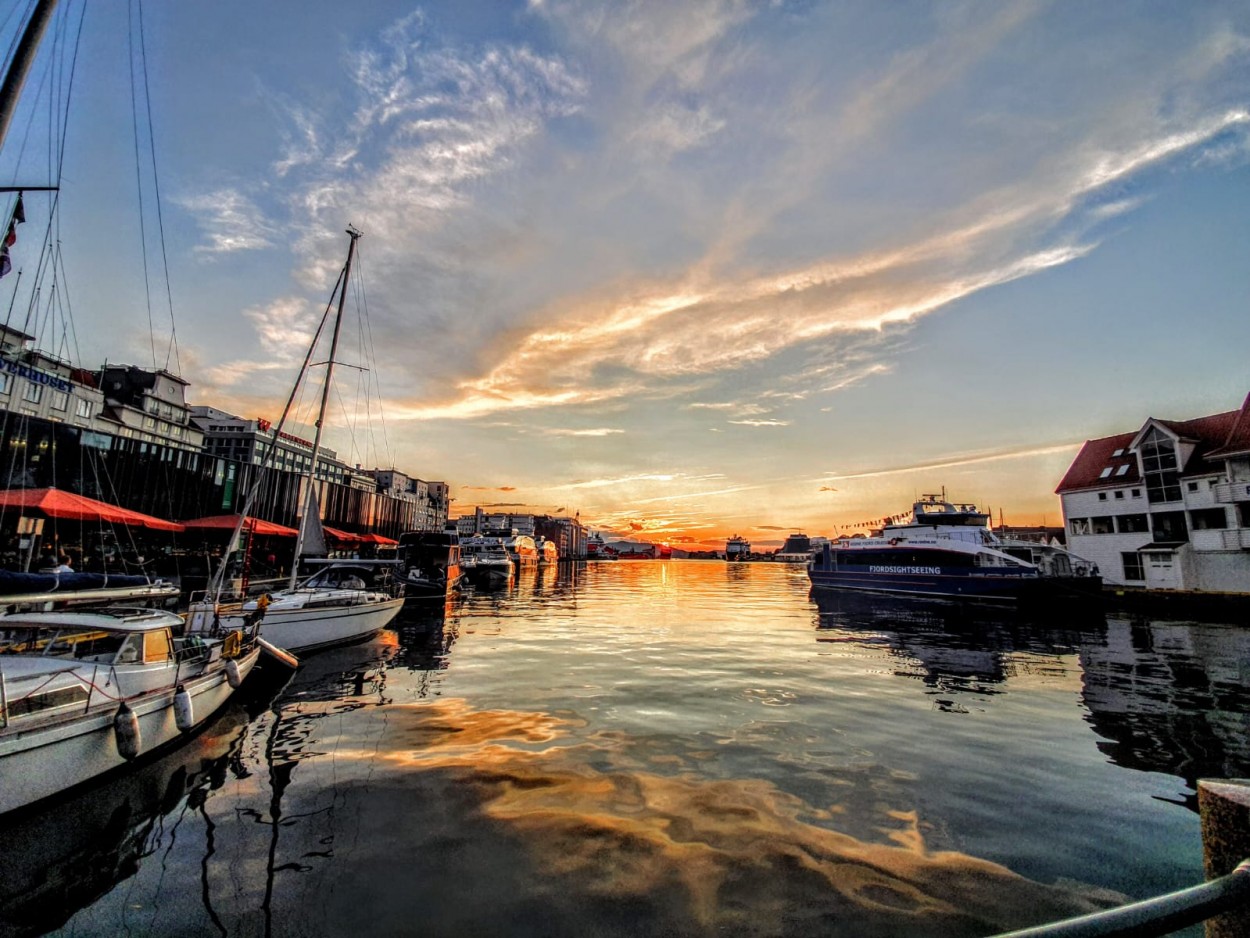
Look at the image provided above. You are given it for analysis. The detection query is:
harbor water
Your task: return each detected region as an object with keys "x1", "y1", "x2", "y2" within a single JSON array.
[{"x1": 3, "y1": 561, "x2": 1248, "y2": 937}]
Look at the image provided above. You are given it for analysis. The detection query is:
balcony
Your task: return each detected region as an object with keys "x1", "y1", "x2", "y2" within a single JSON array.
[
  {"x1": 1212, "y1": 481, "x2": 1250, "y2": 504},
  {"x1": 1190, "y1": 528, "x2": 1250, "y2": 551}
]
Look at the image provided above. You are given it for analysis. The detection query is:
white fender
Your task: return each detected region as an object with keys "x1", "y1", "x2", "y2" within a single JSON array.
[
  {"x1": 114, "y1": 703, "x2": 141, "y2": 760},
  {"x1": 173, "y1": 685, "x2": 194, "y2": 732},
  {"x1": 225, "y1": 658, "x2": 242, "y2": 689}
]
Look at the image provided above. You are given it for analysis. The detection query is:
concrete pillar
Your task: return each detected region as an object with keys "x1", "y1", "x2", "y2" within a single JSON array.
[{"x1": 1199, "y1": 778, "x2": 1250, "y2": 938}]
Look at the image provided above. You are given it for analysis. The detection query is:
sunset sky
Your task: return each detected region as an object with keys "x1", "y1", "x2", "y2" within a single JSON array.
[{"x1": 2, "y1": 1, "x2": 1249, "y2": 550}]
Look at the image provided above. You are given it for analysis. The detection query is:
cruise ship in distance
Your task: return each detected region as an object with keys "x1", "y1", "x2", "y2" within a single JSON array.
[
  {"x1": 725, "y1": 535, "x2": 751, "y2": 562},
  {"x1": 586, "y1": 532, "x2": 616, "y2": 560}
]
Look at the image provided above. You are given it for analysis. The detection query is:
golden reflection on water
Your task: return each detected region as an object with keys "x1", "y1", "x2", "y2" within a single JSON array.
[{"x1": 341, "y1": 697, "x2": 1123, "y2": 935}]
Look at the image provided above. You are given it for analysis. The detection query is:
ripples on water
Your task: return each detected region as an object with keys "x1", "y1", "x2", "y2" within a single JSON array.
[{"x1": 3, "y1": 561, "x2": 1247, "y2": 937}]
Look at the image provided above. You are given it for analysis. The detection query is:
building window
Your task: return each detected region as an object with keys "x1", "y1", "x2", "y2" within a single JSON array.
[
  {"x1": 1151, "y1": 510, "x2": 1188, "y2": 542},
  {"x1": 1141, "y1": 427, "x2": 1182, "y2": 504},
  {"x1": 1098, "y1": 492, "x2": 1107, "y2": 501},
  {"x1": 1117, "y1": 514, "x2": 1149, "y2": 533},
  {"x1": 1112, "y1": 448, "x2": 1124, "y2": 457},
  {"x1": 50, "y1": 390, "x2": 68, "y2": 411},
  {"x1": 1189, "y1": 507, "x2": 1228, "y2": 530},
  {"x1": 1114, "y1": 491, "x2": 1124, "y2": 499},
  {"x1": 1187, "y1": 481, "x2": 1199, "y2": 492},
  {"x1": 76, "y1": 398, "x2": 92, "y2": 418},
  {"x1": 21, "y1": 383, "x2": 41, "y2": 404},
  {"x1": 1091, "y1": 516, "x2": 1115, "y2": 534},
  {"x1": 1121, "y1": 552, "x2": 1144, "y2": 581},
  {"x1": 1099, "y1": 467, "x2": 1113, "y2": 479},
  {"x1": 1132, "y1": 488, "x2": 1141, "y2": 498},
  {"x1": 0, "y1": 373, "x2": 10, "y2": 394},
  {"x1": 143, "y1": 416, "x2": 156, "y2": 430},
  {"x1": 1116, "y1": 465, "x2": 1130, "y2": 476}
]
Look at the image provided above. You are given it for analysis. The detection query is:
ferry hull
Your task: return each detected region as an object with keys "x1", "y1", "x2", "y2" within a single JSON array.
[
  {"x1": 0, "y1": 647, "x2": 260, "y2": 816},
  {"x1": 808, "y1": 566, "x2": 1102, "y2": 605}
]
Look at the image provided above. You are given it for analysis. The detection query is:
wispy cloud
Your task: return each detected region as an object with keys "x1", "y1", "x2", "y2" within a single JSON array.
[
  {"x1": 815, "y1": 443, "x2": 1082, "y2": 484},
  {"x1": 178, "y1": 188, "x2": 277, "y2": 255}
]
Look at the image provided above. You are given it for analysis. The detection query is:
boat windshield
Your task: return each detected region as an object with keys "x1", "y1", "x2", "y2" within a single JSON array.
[{"x1": 0, "y1": 626, "x2": 130, "y2": 660}]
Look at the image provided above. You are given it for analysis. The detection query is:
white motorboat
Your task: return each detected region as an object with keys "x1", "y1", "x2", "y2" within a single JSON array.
[
  {"x1": 460, "y1": 535, "x2": 513, "y2": 586},
  {"x1": 0, "y1": 607, "x2": 261, "y2": 815}
]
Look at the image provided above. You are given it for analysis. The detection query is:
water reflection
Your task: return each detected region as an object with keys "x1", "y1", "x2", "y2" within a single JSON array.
[
  {"x1": 810, "y1": 588, "x2": 1250, "y2": 804},
  {"x1": 0, "y1": 674, "x2": 286, "y2": 938}
]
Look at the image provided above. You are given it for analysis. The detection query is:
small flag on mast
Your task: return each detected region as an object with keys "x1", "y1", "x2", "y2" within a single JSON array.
[{"x1": 0, "y1": 193, "x2": 25, "y2": 279}]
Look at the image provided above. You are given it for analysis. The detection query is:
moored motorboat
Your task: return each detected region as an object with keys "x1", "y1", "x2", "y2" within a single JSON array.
[
  {"x1": 399, "y1": 530, "x2": 463, "y2": 597},
  {"x1": 808, "y1": 494, "x2": 1102, "y2": 605},
  {"x1": 725, "y1": 535, "x2": 751, "y2": 562},
  {"x1": 535, "y1": 537, "x2": 559, "y2": 565},
  {"x1": 460, "y1": 535, "x2": 513, "y2": 587},
  {"x1": 505, "y1": 532, "x2": 538, "y2": 568},
  {"x1": 0, "y1": 607, "x2": 261, "y2": 815},
  {"x1": 0, "y1": 569, "x2": 180, "y2": 613}
]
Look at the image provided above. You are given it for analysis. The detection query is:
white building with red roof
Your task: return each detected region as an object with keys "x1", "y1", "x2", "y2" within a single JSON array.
[{"x1": 1056, "y1": 393, "x2": 1250, "y2": 591}]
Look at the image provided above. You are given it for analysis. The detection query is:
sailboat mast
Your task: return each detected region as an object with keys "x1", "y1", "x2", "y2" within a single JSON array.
[
  {"x1": 289, "y1": 226, "x2": 361, "y2": 589},
  {"x1": 0, "y1": 0, "x2": 59, "y2": 154}
]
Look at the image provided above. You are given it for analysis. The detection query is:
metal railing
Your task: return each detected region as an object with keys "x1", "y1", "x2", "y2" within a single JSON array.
[{"x1": 993, "y1": 859, "x2": 1250, "y2": 938}]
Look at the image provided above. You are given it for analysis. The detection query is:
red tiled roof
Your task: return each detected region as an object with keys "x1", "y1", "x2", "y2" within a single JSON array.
[
  {"x1": 1207, "y1": 393, "x2": 1250, "y2": 458},
  {"x1": 1055, "y1": 432, "x2": 1138, "y2": 493},
  {"x1": 1056, "y1": 394, "x2": 1250, "y2": 493}
]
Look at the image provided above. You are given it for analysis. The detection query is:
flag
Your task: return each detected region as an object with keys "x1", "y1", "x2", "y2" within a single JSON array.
[{"x1": 0, "y1": 194, "x2": 23, "y2": 278}]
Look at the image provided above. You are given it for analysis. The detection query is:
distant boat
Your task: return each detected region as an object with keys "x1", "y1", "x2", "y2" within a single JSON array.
[
  {"x1": 808, "y1": 493, "x2": 1102, "y2": 604},
  {"x1": 585, "y1": 532, "x2": 616, "y2": 560},
  {"x1": 460, "y1": 535, "x2": 513, "y2": 587},
  {"x1": 725, "y1": 535, "x2": 751, "y2": 562},
  {"x1": 614, "y1": 543, "x2": 656, "y2": 560},
  {"x1": 0, "y1": 607, "x2": 261, "y2": 815},
  {"x1": 398, "y1": 530, "x2": 462, "y2": 597},
  {"x1": 535, "y1": 537, "x2": 559, "y2": 565},
  {"x1": 774, "y1": 533, "x2": 812, "y2": 563}
]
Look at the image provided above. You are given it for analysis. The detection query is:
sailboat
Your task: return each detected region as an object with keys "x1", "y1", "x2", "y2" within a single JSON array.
[{"x1": 186, "y1": 228, "x2": 404, "y2": 654}]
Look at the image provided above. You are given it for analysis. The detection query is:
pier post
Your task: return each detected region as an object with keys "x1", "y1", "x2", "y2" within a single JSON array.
[{"x1": 1199, "y1": 778, "x2": 1250, "y2": 938}]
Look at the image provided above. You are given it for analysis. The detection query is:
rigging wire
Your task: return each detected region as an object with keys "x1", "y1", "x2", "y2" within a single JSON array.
[
  {"x1": 133, "y1": 0, "x2": 180, "y2": 376},
  {"x1": 126, "y1": 0, "x2": 158, "y2": 371}
]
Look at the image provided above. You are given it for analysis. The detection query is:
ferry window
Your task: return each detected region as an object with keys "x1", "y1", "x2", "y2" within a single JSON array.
[
  {"x1": 1117, "y1": 514, "x2": 1149, "y2": 533},
  {"x1": 1091, "y1": 516, "x2": 1115, "y2": 534},
  {"x1": 1121, "y1": 553, "x2": 1144, "y2": 581}
]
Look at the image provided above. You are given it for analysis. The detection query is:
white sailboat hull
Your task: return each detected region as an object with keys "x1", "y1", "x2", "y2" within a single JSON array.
[
  {"x1": 249, "y1": 596, "x2": 403, "y2": 653},
  {"x1": 0, "y1": 646, "x2": 260, "y2": 816}
]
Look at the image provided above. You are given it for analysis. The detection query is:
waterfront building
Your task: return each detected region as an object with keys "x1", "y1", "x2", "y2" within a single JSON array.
[
  {"x1": 533, "y1": 514, "x2": 587, "y2": 560},
  {"x1": 1056, "y1": 392, "x2": 1250, "y2": 591},
  {"x1": 456, "y1": 509, "x2": 536, "y2": 537},
  {"x1": 98, "y1": 365, "x2": 204, "y2": 453},
  {"x1": 0, "y1": 325, "x2": 106, "y2": 434}
]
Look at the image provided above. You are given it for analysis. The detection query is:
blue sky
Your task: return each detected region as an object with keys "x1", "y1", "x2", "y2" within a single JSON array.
[{"x1": 2, "y1": 0, "x2": 1248, "y2": 547}]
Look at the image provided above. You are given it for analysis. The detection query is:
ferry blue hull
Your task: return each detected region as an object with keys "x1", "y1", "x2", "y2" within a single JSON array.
[
  {"x1": 808, "y1": 562, "x2": 1101, "y2": 605},
  {"x1": 808, "y1": 565, "x2": 1034, "y2": 604}
]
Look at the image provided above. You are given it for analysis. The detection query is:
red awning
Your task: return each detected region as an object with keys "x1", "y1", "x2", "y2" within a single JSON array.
[
  {"x1": 180, "y1": 514, "x2": 299, "y2": 537},
  {"x1": 323, "y1": 526, "x2": 365, "y2": 544},
  {"x1": 357, "y1": 532, "x2": 398, "y2": 545},
  {"x1": 0, "y1": 487, "x2": 185, "y2": 531}
]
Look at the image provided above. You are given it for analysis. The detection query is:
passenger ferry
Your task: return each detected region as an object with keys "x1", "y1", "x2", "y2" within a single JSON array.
[
  {"x1": 725, "y1": 535, "x2": 751, "y2": 562},
  {"x1": 774, "y1": 533, "x2": 813, "y2": 563},
  {"x1": 808, "y1": 495, "x2": 1102, "y2": 604}
]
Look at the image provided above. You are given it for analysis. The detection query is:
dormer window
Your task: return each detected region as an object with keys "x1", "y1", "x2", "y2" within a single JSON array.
[
  {"x1": 1112, "y1": 448, "x2": 1124, "y2": 457},
  {"x1": 1099, "y1": 467, "x2": 1113, "y2": 479},
  {"x1": 1116, "y1": 465, "x2": 1130, "y2": 476},
  {"x1": 1140, "y1": 426, "x2": 1181, "y2": 504}
]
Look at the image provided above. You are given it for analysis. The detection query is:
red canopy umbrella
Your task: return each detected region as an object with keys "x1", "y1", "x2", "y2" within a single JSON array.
[
  {"x1": 357, "y1": 532, "x2": 399, "y2": 545},
  {"x1": 180, "y1": 514, "x2": 299, "y2": 537},
  {"x1": 323, "y1": 525, "x2": 365, "y2": 544},
  {"x1": 0, "y1": 487, "x2": 185, "y2": 531}
]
